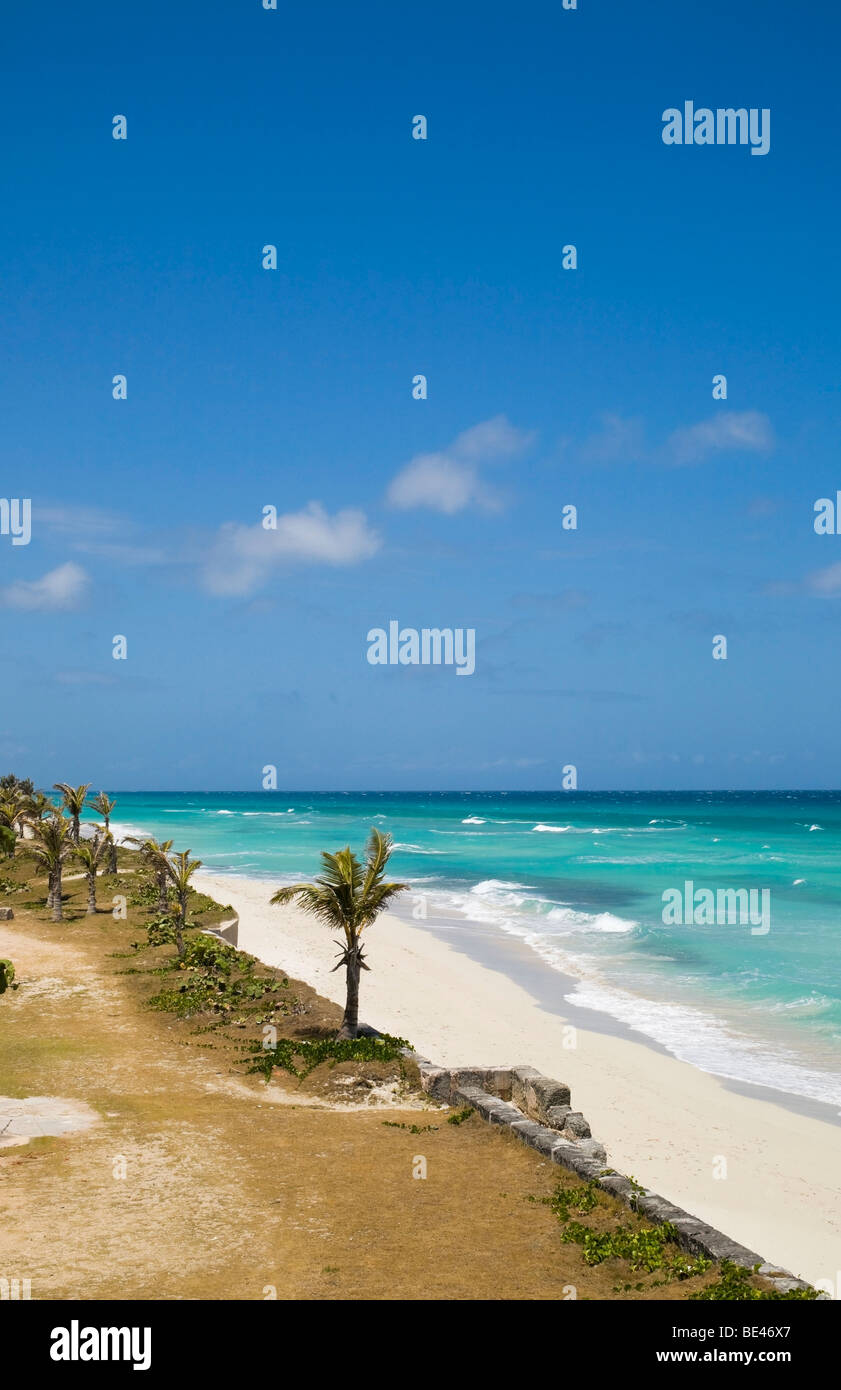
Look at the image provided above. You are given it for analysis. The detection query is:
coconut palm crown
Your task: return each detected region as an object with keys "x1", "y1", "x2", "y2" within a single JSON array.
[
  {"x1": 53, "y1": 782, "x2": 91, "y2": 844},
  {"x1": 88, "y1": 792, "x2": 118, "y2": 871}
]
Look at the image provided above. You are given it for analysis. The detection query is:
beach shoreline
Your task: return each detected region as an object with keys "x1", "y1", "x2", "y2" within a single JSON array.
[{"x1": 196, "y1": 867, "x2": 841, "y2": 1288}]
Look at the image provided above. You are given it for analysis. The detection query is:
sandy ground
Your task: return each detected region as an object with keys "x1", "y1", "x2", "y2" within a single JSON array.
[{"x1": 196, "y1": 871, "x2": 841, "y2": 1288}]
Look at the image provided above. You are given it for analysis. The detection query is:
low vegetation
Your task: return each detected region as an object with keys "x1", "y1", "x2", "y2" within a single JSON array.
[
  {"x1": 535, "y1": 1174, "x2": 817, "y2": 1299},
  {"x1": 246, "y1": 1031, "x2": 412, "y2": 1082}
]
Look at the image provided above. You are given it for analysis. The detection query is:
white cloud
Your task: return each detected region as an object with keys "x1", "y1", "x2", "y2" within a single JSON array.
[
  {"x1": 37, "y1": 503, "x2": 167, "y2": 566},
  {"x1": 665, "y1": 411, "x2": 774, "y2": 466},
  {"x1": 805, "y1": 562, "x2": 841, "y2": 597},
  {"x1": 387, "y1": 452, "x2": 490, "y2": 514},
  {"x1": 37, "y1": 504, "x2": 122, "y2": 536},
  {"x1": 387, "y1": 414, "x2": 535, "y2": 514},
  {"x1": 450, "y1": 416, "x2": 535, "y2": 462},
  {"x1": 0, "y1": 562, "x2": 89, "y2": 611},
  {"x1": 201, "y1": 501, "x2": 380, "y2": 597},
  {"x1": 573, "y1": 410, "x2": 774, "y2": 469},
  {"x1": 579, "y1": 413, "x2": 647, "y2": 466}
]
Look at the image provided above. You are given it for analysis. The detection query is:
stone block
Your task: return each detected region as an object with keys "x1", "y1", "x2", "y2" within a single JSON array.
[
  {"x1": 575, "y1": 1138, "x2": 607, "y2": 1164},
  {"x1": 511, "y1": 1066, "x2": 571, "y2": 1122},
  {"x1": 418, "y1": 1067, "x2": 451, "y2": 1102},
  {"x1": 561, "y1": 1110, "x2": 591, "y2": 1139}
]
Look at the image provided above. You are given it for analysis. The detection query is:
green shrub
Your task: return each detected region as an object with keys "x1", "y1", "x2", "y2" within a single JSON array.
[
  {"x1": 183, "y1": 936, "x2": 238, "y2": 974},
  {"x1": 447, "y1": 1107, "x2": 474, "y2": 1126},
  {"x1": 561, "y1": 1218, "x2": 710, "y2": 1279},
  {"x1": 147, "y1": 935, "x2": 287, "y2": 1019},
  {"x1": 0, "y1": 958, "x2": 17, "y2": 993},
  {"x1": 690, "y1": 1261, "x2": 819, "y2": 1301},
  {"x1": 548, "y1": 1179, "x2": 601, "y2": 1221},
  {"x1": 146, "y1": 914, "x2": 177, "y2": 946},
  {"x1": 129, "y1": 878, "x2": 172, "y2": 909},
  {"x1": 247, "y1": 1032, "x2": 411, "y2": 1082}
]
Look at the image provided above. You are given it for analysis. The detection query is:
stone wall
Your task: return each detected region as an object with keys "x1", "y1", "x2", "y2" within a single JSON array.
[{"x1": 411, "y1": 1053, "x2": 817, "y2": 1298}]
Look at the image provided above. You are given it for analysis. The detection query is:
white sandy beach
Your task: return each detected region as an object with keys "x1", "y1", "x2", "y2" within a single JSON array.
[{"x1": 198, "y1": 870, "x2": 840, "y2": 1288}]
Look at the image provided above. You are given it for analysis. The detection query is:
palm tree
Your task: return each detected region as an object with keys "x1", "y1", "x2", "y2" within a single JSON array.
[
  {"x1": 125, "y1": 836, "x2": 174, "y2": 912},
  {"x1": 0, "y1": 793, "x2": 31, "y2": 838},
  {"x1": 53, "y1": 783, "x2": 91, "y2": 845},
  {"x1": 23, "y1": 814, "x2": 75, "y2": 921},
  {"x1": 28, "y1": 791, "x2": 53, "y2": 824},
  {"x1": 74, "y1": 831, "x2": 108, "y2": 915},
  {"x1": 165, "y1": 850, "x2": 203, "y2": 959},
  {"x1": 16, "y1": 791, "x2": 53, "y2": 845},
  {"x1": 88, "y1": 792, "x2": 117, "y2": 871},
  {"x1": 270, "y1": 828, "x2": 407, "y2": 1039}
]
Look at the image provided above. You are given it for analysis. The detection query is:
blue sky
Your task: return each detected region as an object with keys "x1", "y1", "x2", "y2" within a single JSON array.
[{"x1": 1, "y1": 0, "x2": 840, "y2": 791}]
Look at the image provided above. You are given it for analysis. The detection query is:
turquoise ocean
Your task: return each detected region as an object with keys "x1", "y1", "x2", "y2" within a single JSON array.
[{"x1": 106, "y1": 791, "x2": 841, "y2": 1113}]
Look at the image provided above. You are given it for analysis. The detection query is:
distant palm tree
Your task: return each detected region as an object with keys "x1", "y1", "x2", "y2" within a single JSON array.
[
  {"x1": 0, "y1": 793, "x2": 31, "y2": 837},
  {"x1": 165, "y1": 850, "x2": 203, "y2": 959},
  {"x1": 28, "y1": 791, "x2": 53, "y2": 825},
  {"x1": 24, "y1": 814, "x2": 75, "y2": 921},
  {"x1": 270, "y1": 828, "x2": 407, "y2": 1039},
  {"x1": 88, "y1": 792, "x2": 117, "y2": 871},
  {"x1": 125, "y1": 836, "x2": 174, "y2": 912},
  {"x1": 53, "y1": 783, "x2": 91, "y2": 845},
  {"x1": 74, "y1": 831, "x2": 108, "y2": 915}
]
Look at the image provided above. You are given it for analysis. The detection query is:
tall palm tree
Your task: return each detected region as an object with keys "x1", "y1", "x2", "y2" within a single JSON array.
[
  {"x1": 88, "y1": 792, "x2": 117, "y2": 871},
  {"x1": 24, "y1": 814, "x2": 75, "y2": 922},
  {"x1": 53, "y1": 783, "x2": 91, "y2": 845},
  {"x1": 270, "y1": 828, "x2": 407, "y2": 1039},
  {"x1": 125, "y1": 836, "x2": 174, "y2": 912},
  {"x1": 74, "y1": 831, "x2": 108, "y2": 915},
  {"x1": 165, "y1": 850, "x2": 203, "y2": 959}
]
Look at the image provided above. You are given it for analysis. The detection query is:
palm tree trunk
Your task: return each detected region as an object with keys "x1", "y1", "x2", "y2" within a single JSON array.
[
  {"x1": 72, "y1": 815, "x2": 80, "y2": 845},
  {"x1": 157, "y1": 871, "x2": 168, "y2": 913},
  {"x1": 176, "y1": 894, "x2": 187, "y2": 959},
  {"x1": 47, "y1": 869, "x2": 55, "y2": 910},
  {"x1": 104, "y1": 819, "x2": 117, "y2": 873},
  {"x1": 337, "y1": 945, "x2": 362, "y2": 1039},
  {"x1": 87, "y1": 872, "x2": 96, "y2": 915},
  {"x1": 52, "y1": 865, "x2": 63, "y2": 922}
]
